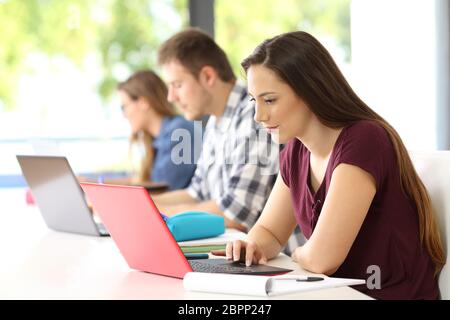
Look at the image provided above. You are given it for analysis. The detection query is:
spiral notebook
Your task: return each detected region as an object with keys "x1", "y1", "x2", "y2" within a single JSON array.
[{"x1": 183, "y1": 272, "x2": 365, "y2": 297}]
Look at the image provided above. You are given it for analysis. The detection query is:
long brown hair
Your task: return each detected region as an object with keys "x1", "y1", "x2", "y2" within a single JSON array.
[
  {"x1": 118, "y1": 70, "x2": 176, "y2": 183},
  {"x1": 242, "y1": 31, "x2": 445, "y2": 275}
]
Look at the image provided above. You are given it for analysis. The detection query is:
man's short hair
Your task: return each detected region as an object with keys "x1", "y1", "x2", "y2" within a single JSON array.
[{"x1": 158, "y1": 27, "x2": 235, "y2": 82}]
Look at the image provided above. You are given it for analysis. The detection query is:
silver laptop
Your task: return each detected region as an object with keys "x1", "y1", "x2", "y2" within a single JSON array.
[{"x1": 16, "y1": 155, "x2": 109, "y2": 236}]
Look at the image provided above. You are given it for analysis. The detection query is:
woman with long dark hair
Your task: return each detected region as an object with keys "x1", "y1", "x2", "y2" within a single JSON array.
[{"x1": 214, "y1": 31, "x2": 444, "y2": 299}]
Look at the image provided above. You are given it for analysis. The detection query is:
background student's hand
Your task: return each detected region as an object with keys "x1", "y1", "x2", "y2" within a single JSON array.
[{"x1": 211, "y1": 240, "x2": 267, "y2": 266}]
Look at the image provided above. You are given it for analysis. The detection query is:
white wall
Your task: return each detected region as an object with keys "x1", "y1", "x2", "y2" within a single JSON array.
[{"x1": 351, "y1": 0, "x2": 437, "y2": 150}]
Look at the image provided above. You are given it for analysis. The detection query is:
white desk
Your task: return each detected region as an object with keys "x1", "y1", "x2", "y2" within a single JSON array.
[{"x1": 0, "y1": 188, "x2": 372, "y2": 300}]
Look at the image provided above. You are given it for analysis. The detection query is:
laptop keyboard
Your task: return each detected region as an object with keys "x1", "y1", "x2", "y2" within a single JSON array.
[{"x1": 189, "y1": 260, "x2": 258, "y2": 274}]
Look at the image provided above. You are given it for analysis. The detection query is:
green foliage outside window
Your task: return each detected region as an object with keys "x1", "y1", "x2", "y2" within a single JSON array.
[
  {"x1": 215, "y1": 0, "x2": 351, "y2": 78},
  {"x1": 0, "y1": 0, "x2": 188, "y2": 111},
  {"x1": 0, "y1": 0, "x2": 349, "y2": 111}
]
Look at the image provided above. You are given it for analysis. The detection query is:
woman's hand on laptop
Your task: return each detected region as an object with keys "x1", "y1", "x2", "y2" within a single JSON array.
[{"x1": 211, "y1": 240, "x2": 267, "y2": 267}]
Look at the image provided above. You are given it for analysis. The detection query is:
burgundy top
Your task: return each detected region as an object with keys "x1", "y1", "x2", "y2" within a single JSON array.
[{"x1": 280, "y1": 120, "x2": 439, "y2": 299}]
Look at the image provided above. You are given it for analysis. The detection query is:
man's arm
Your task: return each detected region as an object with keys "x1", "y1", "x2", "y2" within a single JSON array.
[
  {"x1": 153, "y1": 189, "x2": 246, "y2": 231},
  {"x1": 152, "y1": 189, "x2": 197, "y2": 206},
  {"x1": 158, "y1": 200, "x2": 247, "y2": 232}
]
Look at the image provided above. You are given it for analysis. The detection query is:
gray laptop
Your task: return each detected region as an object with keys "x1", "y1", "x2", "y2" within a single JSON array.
[{"x1": 16, "y1": 155, "x2": 109, "y2": 236}]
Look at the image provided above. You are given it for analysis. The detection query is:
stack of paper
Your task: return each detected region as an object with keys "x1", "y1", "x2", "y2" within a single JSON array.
[
  {"x1": 183, "y1": 273, "x2": 365, "y2": 297},
  {"x1": 178, "y1": 230, "x2": 247, "y2": 253}
]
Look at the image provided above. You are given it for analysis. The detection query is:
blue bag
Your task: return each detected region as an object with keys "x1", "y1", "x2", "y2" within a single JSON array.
[{"x1": 165, "y1": 211, "x2": 225, "y2": 241}]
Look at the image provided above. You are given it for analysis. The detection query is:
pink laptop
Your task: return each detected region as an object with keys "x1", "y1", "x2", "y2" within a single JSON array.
[{"x1": 80, "y1": 183, "x2": 292, "y2": 279}]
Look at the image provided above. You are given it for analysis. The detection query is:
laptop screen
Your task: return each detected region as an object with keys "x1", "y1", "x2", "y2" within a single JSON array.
[{"x1": 80, "y1": 183, "x2": 192, "y2": 278}]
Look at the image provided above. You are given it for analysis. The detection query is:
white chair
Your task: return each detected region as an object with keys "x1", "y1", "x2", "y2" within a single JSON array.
[{"x1": 410, "y1": 151, "x2": 450, "y2": 299}]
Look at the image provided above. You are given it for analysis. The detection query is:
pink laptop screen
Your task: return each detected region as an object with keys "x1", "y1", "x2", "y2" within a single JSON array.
[{"x1": 80, "y1": 182, "x2": 192, "y2": 278}]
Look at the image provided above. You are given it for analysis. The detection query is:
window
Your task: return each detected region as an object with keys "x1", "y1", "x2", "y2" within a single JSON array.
[
  {"x1": 215, "y1": 0, "x2": 351, "y2": 78},
  {"x1": 351, "y1": 0, "x2": 439, "y2": 150},
  {"x1": 0, "y1": 0, "x2": 188, "y2": 186},
  {"x1": 216, "y1": 0, "x2": 442, "y2": 151}
]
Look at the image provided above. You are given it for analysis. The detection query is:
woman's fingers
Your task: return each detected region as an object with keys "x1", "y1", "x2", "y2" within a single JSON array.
[
  {"x1": 224, "y1": 240, "x2": 266, "y2": 265},
  {"x1": 245, "y1": 242, "x2": 256, "y2": 266},
  {"x1": 210, "y1": 249, "x2": 226, "y2": 256},
  {"x1": 232, "y1": 240, "x2": 242, "y2": 261},
  {"x1": 258, "y1": 253, "x2": 267, "y2": 265},
  {"x1": 225, "y1": 241, "x2": 233, "y2": 260},
  {"x1": 246, "y1": 241, "x2": 267, "y2": 266},
  {"x1": 226, "y1": 240, "x2": 244, "y2": 261},
  {"x1": 251, "y1": 249, "x2": 267, "y2": 265}
]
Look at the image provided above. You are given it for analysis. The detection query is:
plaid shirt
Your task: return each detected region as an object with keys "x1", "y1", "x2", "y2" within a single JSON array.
[{"x1": 187, "y1": 81, "x2": 304, "y2": 254}]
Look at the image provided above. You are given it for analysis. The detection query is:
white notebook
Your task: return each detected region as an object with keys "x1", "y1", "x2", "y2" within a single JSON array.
[
  {"x1": 178, "y1": 229, "x2": 247, "y2": 246},
  {"x1": 183, "y1": 272, "x2": 365, "y2": 297}
]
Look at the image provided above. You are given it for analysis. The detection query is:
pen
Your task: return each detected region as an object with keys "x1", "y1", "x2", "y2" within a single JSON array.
[
  {"x1": 275, "y1": 276, "x2": 324, "y2": 282},
  {"x1": 184, "y1": 253, "x2": 209, "y2": 260}
]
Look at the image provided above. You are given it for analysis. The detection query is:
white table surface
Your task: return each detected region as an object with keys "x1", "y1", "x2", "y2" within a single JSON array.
[{"x1": 0, "y1": 188, "x2": 372, "y2": 300}]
